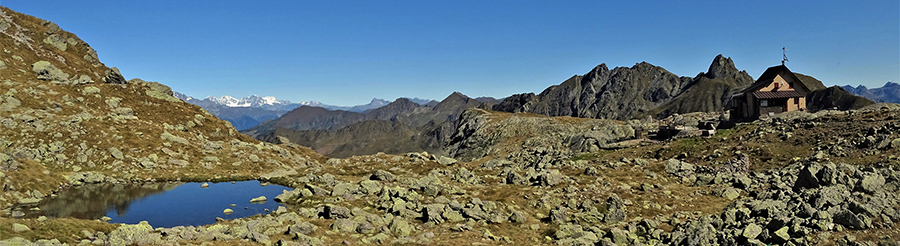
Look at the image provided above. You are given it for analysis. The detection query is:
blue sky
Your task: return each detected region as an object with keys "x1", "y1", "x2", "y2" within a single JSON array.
[{"x1": 3, "y1": 1, "x2": 898, "y2": 106}]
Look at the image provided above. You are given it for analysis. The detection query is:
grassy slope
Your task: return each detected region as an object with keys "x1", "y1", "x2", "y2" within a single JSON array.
[{"x1": 0, "y1": 4, "x2": 324, "y2": 217}]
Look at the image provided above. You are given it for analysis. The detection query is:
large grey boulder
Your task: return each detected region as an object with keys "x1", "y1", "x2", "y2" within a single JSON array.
[
  {"x1": 371, "y1": 170, "x2": 396, "y2": 182},
  {"x1": 834, "y1": 210, "x2": 869, "y2": 229},
  {"x1": 741, "y1": 223, "x2": 762, "y2": 239},
  {"x1": 665, "y1": 159, "x2": 695, "y2": 178},
  {"x1": 794, "y1": 163, "x2": 821, "y2": 190},
  {"x1": 330, "y1": 219, "x2": 358, "y2": 233},
  {"x1": 43, "y1": 33, "x2": 67, "y2": 51},
  {"x1": 856, "y1": 173, "x2": 885, "y2": 194},
  {"x1": 32, "y1": 61, "x2": 69, "y2": 84},
  {"x1": 103, "y1": 67, "x2": 127, "y2": 84},
  {"x1": 605, "y1": 194, "x2": 626, "y2": 223}
]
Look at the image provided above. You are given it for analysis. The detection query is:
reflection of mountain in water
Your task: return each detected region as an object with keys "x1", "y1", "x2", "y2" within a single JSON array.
[{"x1": 24, "y1": 182, "x2": 182, "y2": 219}]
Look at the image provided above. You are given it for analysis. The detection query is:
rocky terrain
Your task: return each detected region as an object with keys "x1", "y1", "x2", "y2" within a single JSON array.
[
  {"x1": 1, "y1": 6, "x2": 898, "y2": 246},
  {"x1": 844, "y1": 82, "x2": 900, "y2": 104}
]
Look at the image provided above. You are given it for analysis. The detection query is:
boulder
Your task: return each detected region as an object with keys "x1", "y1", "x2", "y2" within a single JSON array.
[
  {"x1": 108, "y1": 147, "x2": 124, "y2": 159},
  {"x1": 107, "y1": 221, "x2": 163, "y2": 245},
  {"x1": 288, "y1": 222, "x2": 318, "y2": 235},
  {"x1": 834, "y1": 210, "x2": 868, "y2": 229},
  {"x1": 32, "y1": 61, "x2": 69, "y2": 84},
  {"x1": 371, "y1": 170, "x2": 396, "y2": 182},
  {"x1": 536, "y1": 169, "x2": 564, "y2": 186},
  {"x1": 330, "y1": 219, "x2": 358, "y2": 233},
  {"x1": 274, "y1": 189, "x2": 301, "y2": 203},
  {"x1": 555, "y1": 224, "x2": 584, "y2": 239},
  {"x1": 43, "y1": 33, "x2": 67, "y2": 51},
  {"x1": 721, "y1": 187, "x2": 740, "y2": 200},
  {"x1": 856, "y1": 173, "x2": 885, "y2": 194},
  {"x1": 325, "y1": 204, "x2": 352, "y2": 219},
  {"x1": 741, "y1": 223, "x2": 762, "y2": 239},
  {"x1": 12, "y1": 223, "x2": 30, "y2": 233},
  {"x1": 605, "y1": 194, "x2": 626, "y2": 223},
  {"x1": 437, "y1": 156, "x2": 458, "y2": 165},
  {"x1": 249, "y1": 196, "x2": 267, "y2": 203},
  {"x1": 103, "y1": 67, "x2": 127, "y2": 84},
  {"x1": 794, "y1": 163, "x2": 821, "y2": 190},
  {"x1": 509, "y1": 210, "x2": 527, "y2": 223},
  {"x1": 665, "y1": 159, "x2": 694, "y2": 177},
  {"x1": 550, "y1": 206, "x2": 568, "y2": 224},
  {"x1": 772, "y1": 227, "x2": 790, "y2": 243},
  {"x1": 389, "y1": 217, "x2": 414, "y2": 236}
]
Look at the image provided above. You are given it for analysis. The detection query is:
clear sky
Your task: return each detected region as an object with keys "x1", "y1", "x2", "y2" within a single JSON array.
[{"x1": 2, "y1": 1, "x2": 898, "y2": 106}]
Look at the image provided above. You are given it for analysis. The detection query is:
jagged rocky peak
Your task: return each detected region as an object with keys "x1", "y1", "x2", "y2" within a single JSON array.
[
  {"x1": 706, "y1": 54, "x2": 735, "y2": 79},
  {"x1": 704, "y1": 54, "x2": 754, "y2": 85}
]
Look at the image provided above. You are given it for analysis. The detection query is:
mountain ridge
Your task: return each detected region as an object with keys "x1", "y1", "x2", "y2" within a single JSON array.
[{"x1": 842, "y1": 82, "x2": 900, "y2": 104}]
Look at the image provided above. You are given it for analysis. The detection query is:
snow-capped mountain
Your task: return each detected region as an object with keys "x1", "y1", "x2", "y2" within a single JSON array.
[
  {"x1": 203, "y1": 95, "x2": 297, "y2": 109},
  {"x1": 173, "y1": 92, "x2": 430, "y2": 130}
]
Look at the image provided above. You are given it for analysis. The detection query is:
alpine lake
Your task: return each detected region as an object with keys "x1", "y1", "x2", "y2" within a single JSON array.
[{"x1": 15, "y1": 180, "x2": 292, "y2": 228}]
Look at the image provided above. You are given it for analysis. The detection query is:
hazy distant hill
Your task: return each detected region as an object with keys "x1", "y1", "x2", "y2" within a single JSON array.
[
  {"x1": 247, "y1": 92, "x2": 488, "y2": 157},
  {"x1": 842, "y1": 82, "x2": 900, "y2": 103}
]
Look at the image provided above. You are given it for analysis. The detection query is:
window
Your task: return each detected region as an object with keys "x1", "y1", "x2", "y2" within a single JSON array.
[
  {"x1": 760, "y1": 100, "x2": 768, "y2": 106},
  {"x1": 794, "y1": 98, "x2": 799, "y2": 104},
  {"x1": 774, "y1": 82, "x2": 780, "y2": 89}
]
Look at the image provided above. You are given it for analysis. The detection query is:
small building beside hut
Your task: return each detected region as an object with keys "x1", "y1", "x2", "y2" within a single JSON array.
[{"x1": 729, "y1": 65, "x2": 811, "y2": 120}]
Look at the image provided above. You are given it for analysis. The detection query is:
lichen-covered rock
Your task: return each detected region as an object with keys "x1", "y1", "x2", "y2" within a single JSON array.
[
  {"x1": 325, "y1": 204, "x2": 351, "y2": 219},
  {"x1": 108, "y1": 147, "x2": 124, "y2": 159},
  {"x1": 43, "y1": 33, "x2": 67, "y2": 51},
  {"x1": 856, "y1": 173, "x2": 885, "y2": 194},
  {"x1": 330, "y1": 219, "x2": 358, "y2": 233},
  {"x1": 32, "y1": 61, "x2": 69, "y2": 84},
  {"x1": 437, "y1": 156, "x2": 457, "y2": 165},
  {"x1": 389, "y1": 217, "x2": 414, "y2": 236},
  {"x1": 665, "y1": 159, "x2": 694, "y2": 178},
  {"x1": 741, "y1": 223, "x2": 762, "y2": 239},
  {"x1": 107, "y1": 221, "x2": 163, "y2": 245},
  {"x1": 12, "y1": 223, "x2": 30, "y2": 233},
  {"x1": 371, "y1": 170, "x2": 396, "y2": 182},
  {"x1": 288, "y1": 221, "x2": 318, "y2": 235},
  {"x1": 605, "y1": 194, "x2": 626, "y2": 223}
]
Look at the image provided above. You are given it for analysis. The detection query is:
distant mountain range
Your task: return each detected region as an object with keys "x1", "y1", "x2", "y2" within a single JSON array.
[
  {"x1": 842, "y1": 82, "x2": 900, "y2": 104},
  {"x1": 243, "y1": 92, "x2": 495, "y2": 157},
  {"x1": 172, "y1": 93, "x2": 436, "y2": 130}
]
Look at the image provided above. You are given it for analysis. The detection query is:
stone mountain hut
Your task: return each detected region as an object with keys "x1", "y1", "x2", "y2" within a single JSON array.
[{"x1": 729, "y1": 65, "x2": 811, "y2": 120}]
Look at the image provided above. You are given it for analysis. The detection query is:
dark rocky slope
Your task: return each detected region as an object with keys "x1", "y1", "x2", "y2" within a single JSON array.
[
  {"x1": 807, "y1": 86, "x2": 875, "y2": 112},
  {"x1": 494, "y1": 55, "x2": 754, "y2": 120},
  {"x1": 251, "y1": 92, "x2": 488, "y2": 157}
]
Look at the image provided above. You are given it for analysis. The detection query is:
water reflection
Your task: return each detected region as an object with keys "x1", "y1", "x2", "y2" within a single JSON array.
[
  {"x1": 24, "y1": 182, "x2": 180, "y2": 220},
  {"x1": 19, "y1": 181, "x2": 291, "y2": 228}
]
